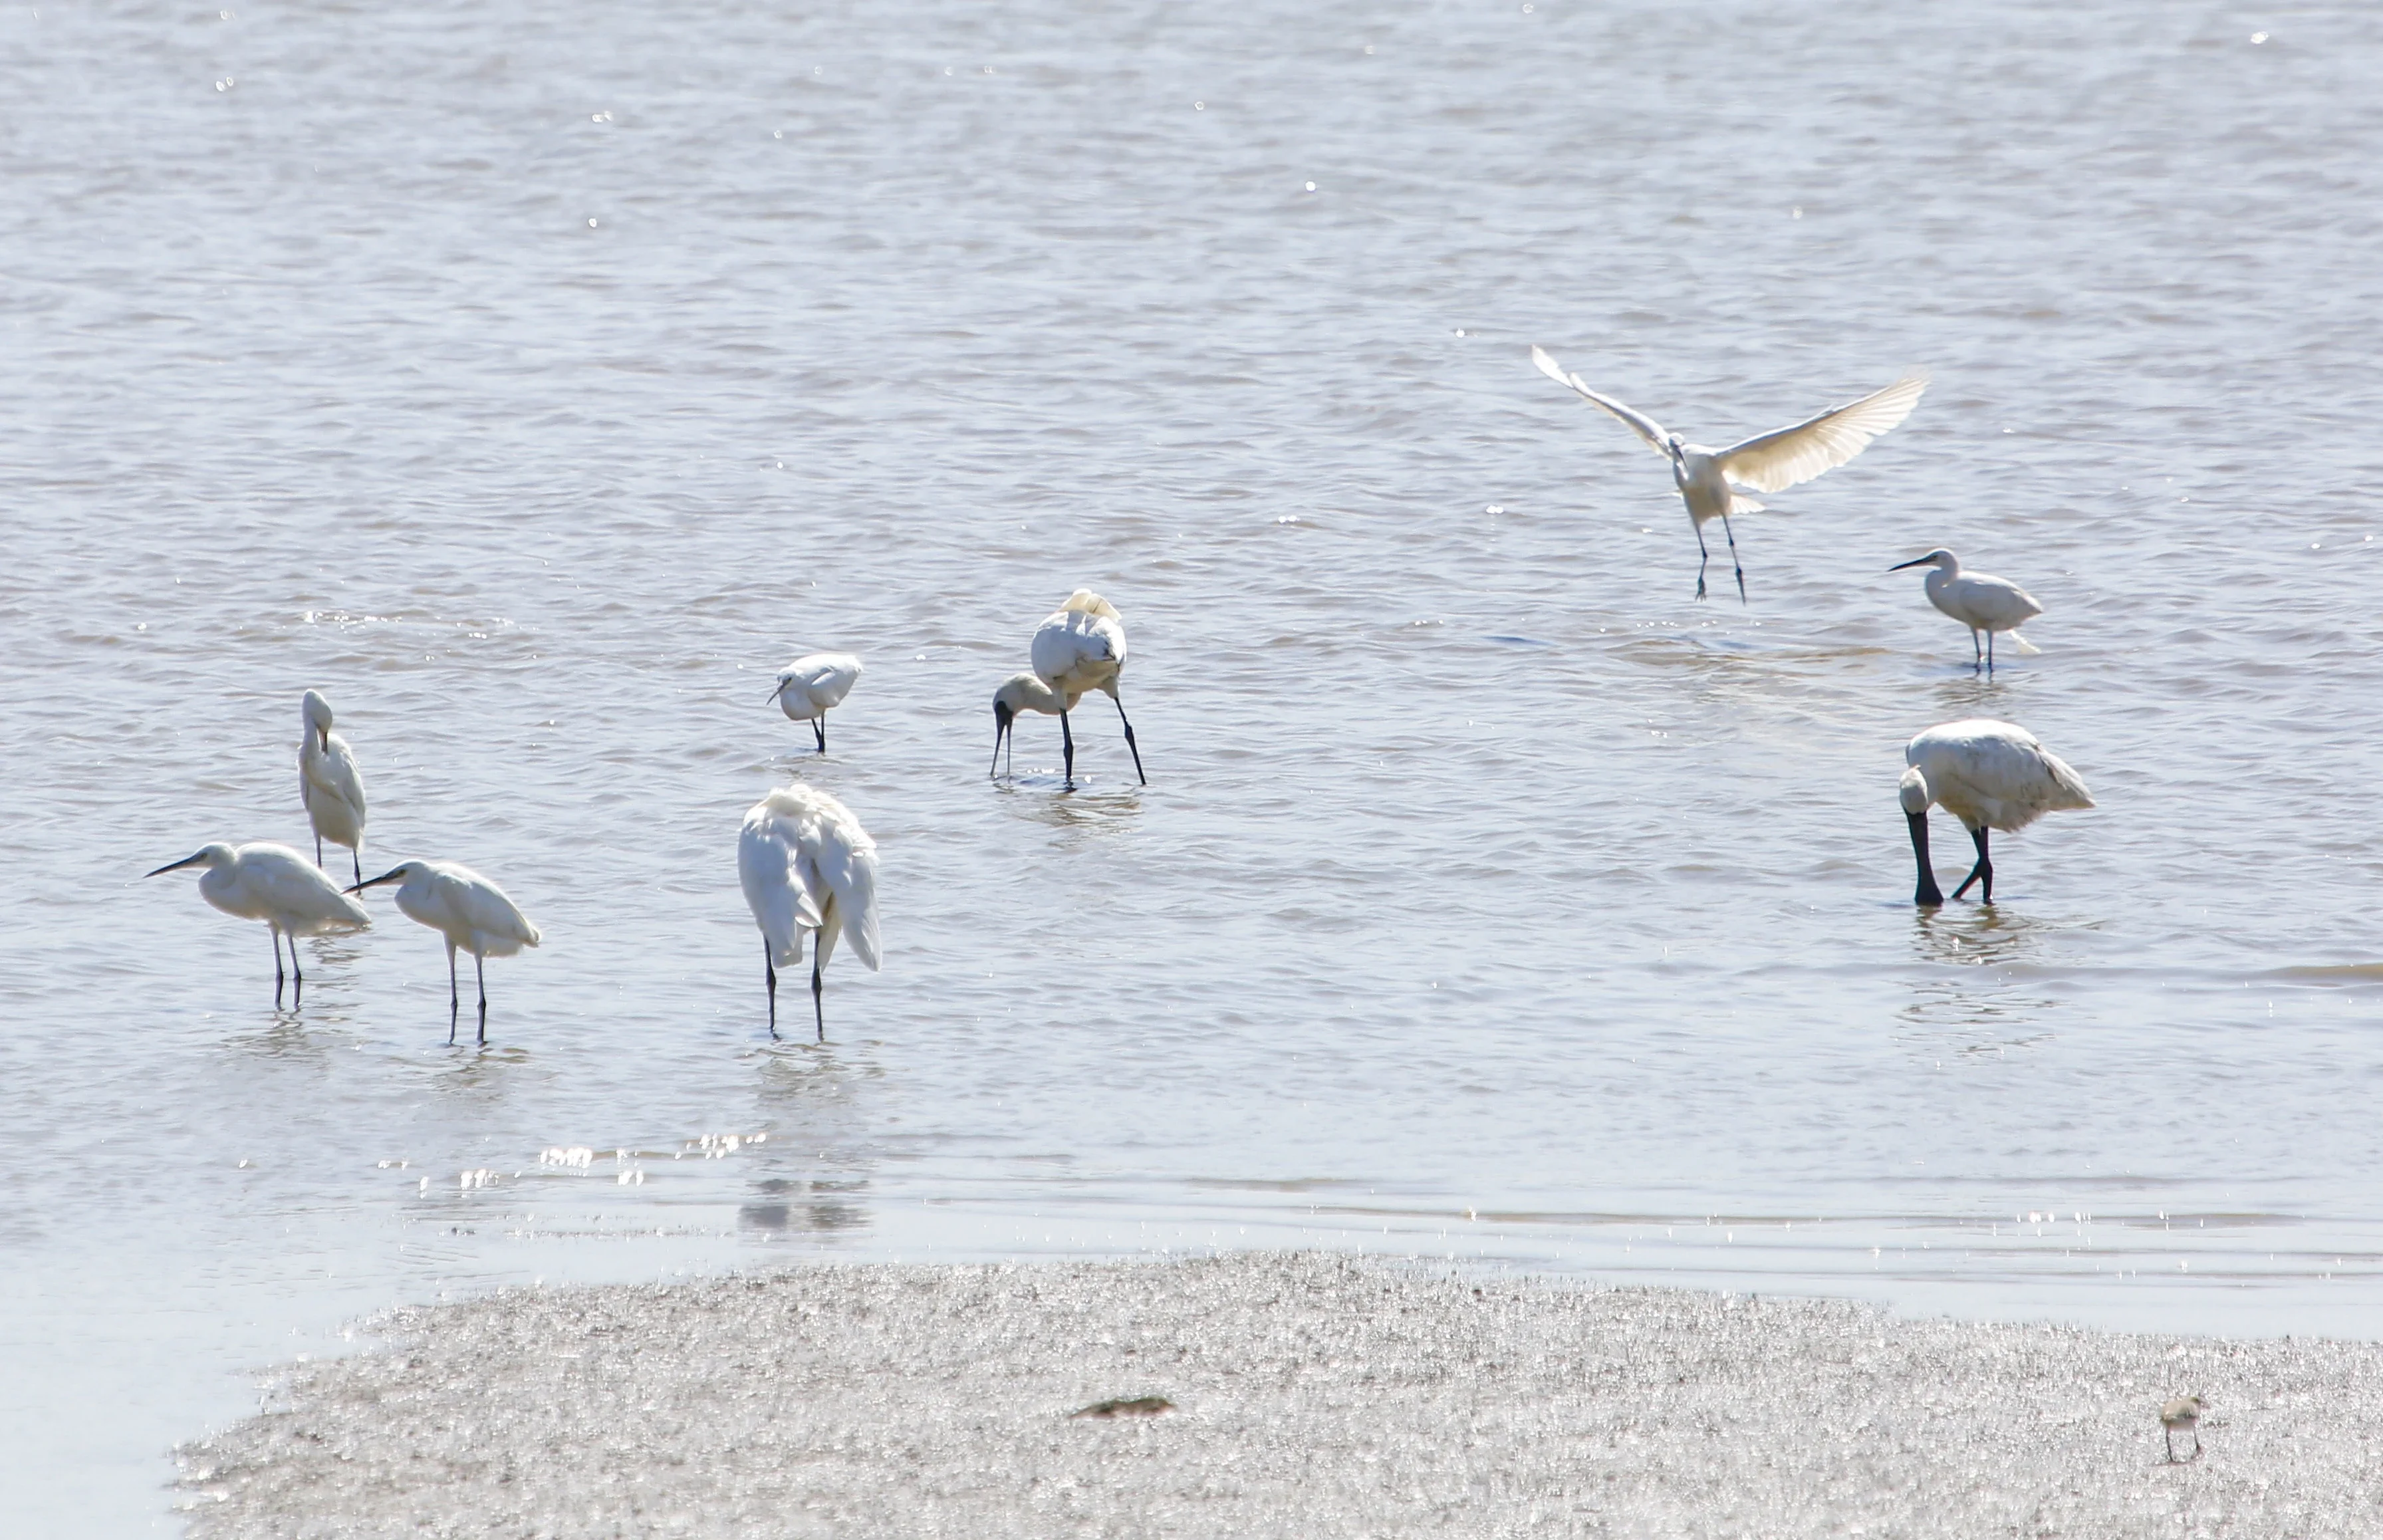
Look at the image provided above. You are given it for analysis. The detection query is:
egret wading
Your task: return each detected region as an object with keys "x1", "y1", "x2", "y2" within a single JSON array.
[
  {"x1": 767, "y1": 652, "x2": 862, "y2": 753},
  {"x1": 349, "y1": 859, "x2": 541, "y2": 1045},
  {"x1": 1025, "y1": 588, "x2": 1144, "y2": 789},
  {"x1": 738, "y1": 783, "x2": 882, "y2": 1041},
  {"x1": 1531, "y1": 346, "x2": 1928, "y2": 602},
  {"x1": 1900, "y1": 719, "x2": 2093, "y2": 906},
  {"x1": 146, "y1": 840, "x2": 371, "y2": 1003},
  {"x1": 298, "y1": 689, "x2": 369, "y2": 884},
  {"x1": 1890, "y1": 549, "x2": 2042, "y2": 670}
]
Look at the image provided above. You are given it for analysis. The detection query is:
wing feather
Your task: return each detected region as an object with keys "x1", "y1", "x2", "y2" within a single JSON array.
[
  {"x1": 1530, "y1": 346, "x2": 1674, "y2": 455},
  {"x1": 1713, "y1": 370, "x2": 1928, "y2": 493}
]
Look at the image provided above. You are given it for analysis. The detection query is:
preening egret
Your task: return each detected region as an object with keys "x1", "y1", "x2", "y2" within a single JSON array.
[
  {"x1": 1900, "y1": 719, "x2": 2093, "y2": 906},
  {"x1": 767, "y1": 652, "x2": 862, "y2": 753},
  {"x1": 1889, "y1": 549, "x2": 2042, "y2": 670},
  {"x1": 299, "y1": 690, "x2": 369, "y2": 884},
  {"x1": 146, "y1": 840, "x2": 370, "y2": 1003},
  {"x1": 738, "y1": 783, "x2": 882, "y2": 1040},
  {"x1": 1531, "y1": 345, "x2": 1928, "y2": 602},
  {"x1": 1027, "y1": 589, "x2": 1144, "y2": 789},
  {"x1": 989, "y1": 671, "x2": 1063, "y2": 777},
  {"x1": 349, "y1": 859, "x2": 542, "y2": 1044}
]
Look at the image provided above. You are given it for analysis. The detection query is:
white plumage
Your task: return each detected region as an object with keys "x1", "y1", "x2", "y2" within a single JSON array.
[
  {"x1": 350, "y1": 858, "x2": 542, "y2": 1043},
  {"x1": 147, "y1": 840, "x2": 370, "y2": 1003},
  {"x1": 1020, "y1": 589, "x2": 1145, "y2": 788},
  {"x1": 1900, "y1": 719, "x2": 2094, "y2": 906},
  {"x1": 738, "y1": 782, "x2": 882, "y2": 1039},
  {"x1": 768, "y1": 652, "x2": 863, "y2": 753},
  {"x1": 298, "y1": 689, "x2": 369, "y2": 884},
  {"x1": 1890, "y1": 549, "x2": 2042, "y2": 669},
  {"x1": 1531, "y1": 345, "x2": 1928, "y2": 602}
]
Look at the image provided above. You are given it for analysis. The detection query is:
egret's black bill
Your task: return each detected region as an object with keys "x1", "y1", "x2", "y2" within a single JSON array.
[{"x1": 145, "y1": 853, "x2": 207, "y2": 877}]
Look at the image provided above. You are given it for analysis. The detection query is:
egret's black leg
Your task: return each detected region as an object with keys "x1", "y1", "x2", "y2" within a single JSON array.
[
  {"x1": 1986, "y1": 630, "x2": 1997, "y2": 672},
  {"x1": 273, "y1": 930, "x2": 287, "y2": 1005},
  {"x1": 447, "y1": 947, "x2": 460, "y2": 1045},
  {"x1": 1060, "y1": 709, "x2": 1076, "y2": 789},
  {"x1": 1720, "y1": 513, "x2": 1747, "y2": 604},
  {"x1": 1112, "y1": 693, "x2": 1145, "y2": 785},
  {"x1": 475, "y1": 953, "x2": 488, "y2": 1046},
  {"x1": 813, "y1": 717, "x2": 827, "y2": 754},
  {"x1": 765, "y1": 945, "x2": 779, "y2": 1041},
  {"x1": 291, "y1": 937, "x2": 304, "y2": 1005},
  {"x1": 1693, "y1": 521, "x2": 1711, "y2": 601},
  {"x1": 1907, "y1": 812, "x2": 1944, "y2": 907},
  {"x1": 811, "y1": 956, "x2": 825, "y2": 1043},
  {"x1": 352, "y1": 849, "x2": 362, "y2": 888},
  {"x1": 1971, "y1": 630, "x2": 1983, "y2": 670},
  {"x1": 1951, "y1": 826, "x2": 1993, "y2": 903}
]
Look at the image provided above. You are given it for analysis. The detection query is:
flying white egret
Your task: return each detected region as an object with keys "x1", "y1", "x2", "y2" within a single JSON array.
[
  {"x1": 738, "y1": 783, "x2": 881, "y2": 1041},
  {"x1": 1900, "y1": 719, "x2": 2093, "y2": 906},
  {"x1": 1026, "y1": 589, "x2": 1144, "y2": 789},
  {"x1": 298, "y1": 689, "x2": 369, "y2": 885},
  {"x1": 348, "y1": 858, "x2": 542, "y2": 1044},
  {"x1": 1889, "y1": 549, "x2": 2043, "y2": 670},
  {"x1": 767, "y1": 652, "x2": 863, "y2": 753},
  {"x1": 989, "y1": 672, "x2": 1063, "y2": 777},
  {"x1": 1531, "y1": 345, "x2": 1928, "y2": 602},
  {"x1": 146, "y1": 840, "x2": 371, "y2": 1003}
]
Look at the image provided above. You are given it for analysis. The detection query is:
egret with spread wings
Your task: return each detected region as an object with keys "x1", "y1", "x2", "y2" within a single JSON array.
[{"x1": 1531, "y1": 346, "x2": 1928, "y2": 602}]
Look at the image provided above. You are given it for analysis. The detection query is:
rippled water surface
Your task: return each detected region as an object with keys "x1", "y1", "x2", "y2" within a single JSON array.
[{"x1": 8, "y1": 0, "x2": 2383, "y2": 1529}]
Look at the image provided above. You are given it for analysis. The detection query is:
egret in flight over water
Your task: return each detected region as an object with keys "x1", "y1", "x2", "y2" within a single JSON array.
[
  {"x1": 738, "y1": 783, "x2": 882, "y2": 1040},
  {"x1": 1531, "y1": 346, "x2": 1928, "y2": 602},
  {"x1": 1889, "y1": 549, "x2": 2042, "y2": 670},
  {"x1": 349, "y1": 858, "x2": 542, "y2": 1044},
  {"x1": 1900, "y1": 719, "x2": 2092, "y2": 906},
  {"x1": 299, "y1": 690, "x2": 368, "y2": 884},
  {"x1": 767, "y1": 652, "x2": 862, "y2": 753},
  {"x1": 1024, "y1": 589, "x2": 1144, "y2": 789},
  {"x1": 147, "y1": 840, "x2": 371, "y2": 1003}
]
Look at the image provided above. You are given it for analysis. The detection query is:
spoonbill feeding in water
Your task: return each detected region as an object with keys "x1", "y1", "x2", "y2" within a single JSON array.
[
  {"x1": 298, "y1": 689, "x2": 369, "y2": 884},
  {"x1": 1023, "y1": 589, "x2": 1144, "y2": 789},
  {"x1": 348, "y1": 859, "x2": 542, "y2": 1044},
  {"x1": 1889, "y1": 549, "x2": 2042, "y2": 670},
  {"x1": 1531, "y1": 346, "x2": 1928, "y2": 602},
  {"x1": 738, "y1": 783, "x2": 881, "y2": 1040},
  {"x1": 1900, "y1": 719, "x2": 2092, "y2": 906},
  {"x1": 989, "y1": 672, "x2": 1063, "y2": 778},
  {"x1": 767, "y1": 652, "x2": 862, "y2": 753},
  {"x1": 146, "y1": 840, "x2": 370, "y2": 1003}
]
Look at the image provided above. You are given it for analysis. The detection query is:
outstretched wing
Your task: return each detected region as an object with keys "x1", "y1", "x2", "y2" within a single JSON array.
[
  {"x1": 1713, "y1": 370, "x2": 1928, "y2": 493},
  {"x1": 1530, "y1": 346, "x2": 1673, "y2": 454}
]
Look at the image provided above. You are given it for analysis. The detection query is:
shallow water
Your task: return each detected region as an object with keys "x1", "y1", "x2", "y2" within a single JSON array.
[{"x1": 6, "y1": 0, "x2": 2383, "y2": 1530}]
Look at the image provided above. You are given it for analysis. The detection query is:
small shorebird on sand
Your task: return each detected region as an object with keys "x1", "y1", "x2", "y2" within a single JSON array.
[{"x1": 2161, "y1": 1395, "x2": 2205, "y2": 1463}]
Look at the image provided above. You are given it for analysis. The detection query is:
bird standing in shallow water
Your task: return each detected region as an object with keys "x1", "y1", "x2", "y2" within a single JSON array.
[
  {"x1": 1890, "y1": 549, "x2": 2042, "y2": 670},
  {"x1": 1900, "y1": 719, "x2": 2094, "y2": 906},
  {"x1": 2161, "y1": 1395, "x2": 2205, "y2": 1463},
  {"x1": 349, "y1": 858, "x2": 541, "y2": 1045},
  {"x1": 739, "y1": 783, "x2": 881, "y2": 1040},
  {"x1": 989, "y1": 672, "x2": 1063, "y2": 778},
  {"x1": 298, "y1": 690, "x2": 368, "y2": 885},
  {"x1": 767, "y1": 652, "x2": 862, "y2": 753},
  {"x1": 147, "y1": 841, "x2": 371, "y2": 1004},
  {"x1": 1531, "y1": 346, "x2": 1928, "y2": 602},
  {"x1": 1026, "y1": 589, "x2": 1144, "y2": 790}
]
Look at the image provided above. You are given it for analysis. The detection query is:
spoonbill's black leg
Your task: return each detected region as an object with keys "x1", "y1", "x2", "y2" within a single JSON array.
[
  {"x1": 1112, "y1": 694, "x2": 1145, "y2": 785},
  {"x1": 1951, "y1": 826, "x2": 1994, "y2": 903},
  {"x1": 1059, "y1": 709, "x2": 1076, "y2": 789}
]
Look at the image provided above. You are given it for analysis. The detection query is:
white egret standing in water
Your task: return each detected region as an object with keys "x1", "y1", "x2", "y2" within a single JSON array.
[
  {"x1": 349, "y1": 858, "x2": 542, "y2": 1044},
  {"x1": 767, "y1": 652, "x2": 863, "y2": 753},
  {"x1": 1027, "y1": 589, "x2": 1144, "y2": 789},
  {"x1": 1888, "y1": 549, "x2": 2042, "y2": 670},
  {"x1": 1531, "y1": 345, "x2": 1928, "y2": 602},
  {"x1": 146, "y1": 840, "x2": 370, "y2": 1003},
  {"x1": 738, "y1": 783, "x2": 882, "y2": 1040},
  {"x1": 1900, "y1": 719, "x2": 2092, "y2": 906},
  {"x1": 298, "y1": 690, "x2": 368, "y2": 884}
]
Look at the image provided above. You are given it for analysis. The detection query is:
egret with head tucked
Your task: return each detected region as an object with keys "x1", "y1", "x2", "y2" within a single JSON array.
[
  {"x1": 297, "y1": 689, "x2": 369, "y2": 885},
  {"x1": 738, "y1": 783, "x2": 881, "y2": 1040}
]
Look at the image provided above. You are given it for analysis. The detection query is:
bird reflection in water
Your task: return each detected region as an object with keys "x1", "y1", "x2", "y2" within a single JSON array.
[
  {"x1": 1901, "y1": 907, "x2": 2063, "y2": 1046},
  {"x1": 739, "y1": 1176, "x2": 869, "y2": 1235},
  {"x1": 999, "y1": 781, "x2": 1144, "y2": 833}
]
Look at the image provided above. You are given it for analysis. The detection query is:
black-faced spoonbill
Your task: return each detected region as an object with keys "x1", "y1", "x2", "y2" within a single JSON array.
[
  {"x1": 767, "y1": 652, "x2": 862, "y2": 753},
  {"x1": 989, "y1": 672, "x2": 1062, "y2": 778},
  {"x1": 146, "y1": 840, "x2": 371, "y2": 1003},
  {"x1": 299, "y1": 690, "x2": 369, "y2": 884},
  {"x1": 1889, "y1": 549, "x2": 2042, "y2": 670},
  {"x1": 737, "y1": 783, "x2": 881, "y2": 1041},
  {"x1": 1027, "y1": 589, "x2": 1144, "y2": 789},
  {"x1": 1900, "y1": 719, "x2": 2093, "y2": 906},
  {"x1": 348, "y1": 859, "x2": 542, "y2": 1045},
  {"x1": 1531, "y1": 346, "x2": 1928, "y2": 602}
]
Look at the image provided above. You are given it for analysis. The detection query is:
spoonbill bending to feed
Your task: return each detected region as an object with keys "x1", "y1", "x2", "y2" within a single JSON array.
[
  {"x1": 1531, "y1": 346, "x2": 1928, "y2": 602},
  {"x1": 738, "y1": 783, "x2": 881, "y2": 1040},
  {"x1": 1900, "y1": 719, "x2": 2093, "y2": 906},
  {"x1": 989, "y1": 672, "x2": 1063, "y2": 778},
  {"x1": 1890, "y1": 549, "x2": 2042, "y2": 670},
  {"x1": 146, "y1": 841, "x2": 370, "y2": 1003},
  {"x1": 767, "y1": 652, "x2": 863, "y2": 753},
  {"x1": 349, "y1": 859, "x2": 542, "y2": 1044},
  {"x1": 299, "y1": 689, "x2": 369, "y2": 884},
  {"x1": 1027, "y1": 589, "x2": 1145, "y2": 789}
]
